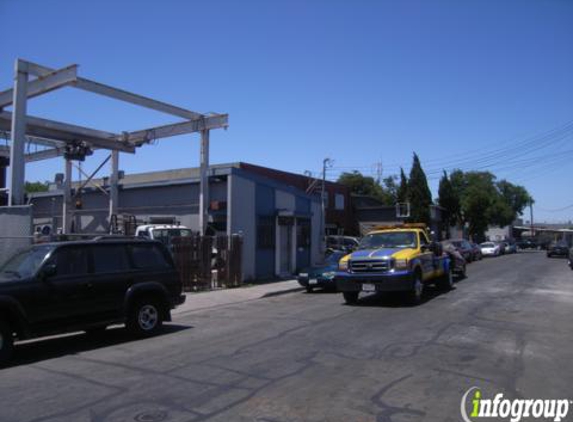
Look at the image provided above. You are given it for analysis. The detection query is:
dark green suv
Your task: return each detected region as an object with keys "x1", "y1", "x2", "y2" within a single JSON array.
[{"x1": 0, "y1": 239, "x2": 185, "y2": 364}]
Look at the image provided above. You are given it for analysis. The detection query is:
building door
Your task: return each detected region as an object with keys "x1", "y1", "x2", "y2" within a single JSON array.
[{"x1": 280, "y1": 224, "x2": 292, "y2": 275}]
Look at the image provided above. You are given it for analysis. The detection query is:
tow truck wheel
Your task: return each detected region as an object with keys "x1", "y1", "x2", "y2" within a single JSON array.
[
  {"x1": 460, "y1": 263, "x2": 467, "y2": 279},
  {"x1": 407, "y1": 274, "x2": 424, "y2": 305},
  {"x1": 343, "y1": 291, "x2": 359, "y2": 305},
  {"x1": 437, "y1": 267, "x2": 454, "y2": 291}
]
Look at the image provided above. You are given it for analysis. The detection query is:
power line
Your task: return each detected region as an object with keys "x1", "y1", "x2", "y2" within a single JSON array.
[{"x1": 535, "y1": 203, "x2": 573, "y2": 212}]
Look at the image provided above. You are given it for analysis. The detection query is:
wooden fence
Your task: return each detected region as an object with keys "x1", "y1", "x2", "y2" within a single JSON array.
[{"x1": 172, "y1": 234, "x2": 243, "y2": 291}]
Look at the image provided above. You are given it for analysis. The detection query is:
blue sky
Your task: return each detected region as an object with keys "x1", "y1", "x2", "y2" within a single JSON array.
[{"x1": 1, "y1": 0, "x2": 572, "y2": 222}]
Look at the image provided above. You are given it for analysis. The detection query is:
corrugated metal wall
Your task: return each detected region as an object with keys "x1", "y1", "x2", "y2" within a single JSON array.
[{"x1": 0, "y1": 205, "x2": 33, "y2": 266}]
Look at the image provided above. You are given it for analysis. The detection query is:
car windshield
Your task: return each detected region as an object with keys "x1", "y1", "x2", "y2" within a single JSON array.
[
  {"x1": 481, "y1": 242, "x2": 495, "y2": 247},
  {"x1": 359, "y1": 232, "x2": 417, "y2": 249},
  {"x1": 152, "y1": 228, "x2": 193, "y2": 244},
  {"x1": 0, "y1": 245, "x2": 54, "y2": 279}
]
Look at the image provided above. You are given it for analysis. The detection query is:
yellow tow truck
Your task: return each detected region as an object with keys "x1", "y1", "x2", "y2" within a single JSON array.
[{"x1": 335, "y1": 224, "x2": 452, "y2": 305}]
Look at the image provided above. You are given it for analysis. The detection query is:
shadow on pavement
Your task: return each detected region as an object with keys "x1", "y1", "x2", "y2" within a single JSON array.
[
  {"x1": 3, "y1": 324, "x2": 191, "y2": 370},
  {"x1": 347, "y1": 285, "x2": 455, "y2": 308}
]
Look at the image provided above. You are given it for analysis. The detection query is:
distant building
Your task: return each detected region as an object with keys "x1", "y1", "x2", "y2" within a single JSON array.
[
  {"x1": 28, "y1": 163, "x2": 352, "y2": 281},
  {"x1": 352, "y1": 194, "x2": 445, "y2": 236}
]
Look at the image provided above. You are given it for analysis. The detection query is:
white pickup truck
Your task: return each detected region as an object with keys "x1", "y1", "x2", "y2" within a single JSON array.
[{"x1": 135, "y1": 224, "x2": 193, "y2": 243}]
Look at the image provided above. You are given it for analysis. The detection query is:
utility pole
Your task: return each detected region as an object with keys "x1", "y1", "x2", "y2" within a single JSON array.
[
  {"x1": 375, "y1": 161, "x2": 382, "y2": 184},
  {"x1": 529, "y1": 200, "x2": 535, "y2": 239},
  {"x1": 320, "y1": 158, "x2": 333, "y2": 254}
]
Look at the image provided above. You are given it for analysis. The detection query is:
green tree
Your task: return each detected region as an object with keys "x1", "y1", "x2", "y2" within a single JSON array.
[
  {"x1": 337, "y1": 171, "x2": 394, "y2": 205},
  {"x1": 25, "y1": 181, "x2": 49, "y2": 193},
  {"x1": 496, "y1": 180, "x2": 532, "y2": 217},
  {"x1": 438, "y1": 170, "x2": 461, "y2": 228},
  {"x1": 447, "y1": 170, "x2": 533, "y2": 241},
  {"x1": 382, "y1": 175, "x2": 398, "y2": 204},
  {"x1": 396, "y1": 168, "x2": 408, "y2": 203},
  {"x1": 407, "y1": 153, "x2": 432, "y2": 225}
]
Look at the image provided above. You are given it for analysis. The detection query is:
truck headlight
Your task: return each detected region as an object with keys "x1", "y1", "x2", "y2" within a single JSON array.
[
  {"x1": 338, "y1": 260, "x2": 348, "y2": 271},
  {"x1": 394, "y1": 259, "x2": 408, "y2": 270}
]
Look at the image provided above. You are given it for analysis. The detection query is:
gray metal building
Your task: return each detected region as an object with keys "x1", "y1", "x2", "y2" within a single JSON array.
[{"x1": 28, "y1": 163, "x2": 322, "y2": 281}]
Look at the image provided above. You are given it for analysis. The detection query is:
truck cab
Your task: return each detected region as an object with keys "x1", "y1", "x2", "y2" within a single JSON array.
[
  {"x1": 135, "y1": 225, "x2": 193, "y2": 243},
  {"x1": 335, "y1": 224, "x2": 451, "y2": 305}
]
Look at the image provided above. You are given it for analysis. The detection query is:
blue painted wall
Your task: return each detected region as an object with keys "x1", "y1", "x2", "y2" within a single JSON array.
[{"x1": 255, "y1": 183, "x2": 276, "y2": 279}]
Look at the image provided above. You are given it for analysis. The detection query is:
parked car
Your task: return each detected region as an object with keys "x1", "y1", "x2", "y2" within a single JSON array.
[
  {"x1": 0, "y1": 239, "x2": 186, "y2": 364},
  {"x1": 505, "y1": 241, "x2": 517, "y2": 254},
  {"x1": 441, "y1": 241, "x2": 467, "y2": 279},
  {"x1": 547, "y1": 241, "x2": 569, "y2": 258},
  {"x1": 480, "y1": 242, "x2": 501, "y2": 257},
  {"x1": 326, "y1": 236, "x2": 360, "y2": 254},
  {"x1": 470, "y1": 242, "x2": 483, "y2": 261},
  {"x1": 298, "y1": 251, "x2": 346, "y2": 293},
  {"x1": 569, "y1": 247, "x2": 573, "y2": 270},
  {"x1": 516, "y1": 239, "x2": 538, "y2": 250},
  {"x1": 444, "y1": 239, "x2": 474, "y2": 262},
  {"x1": 495, "y1": 241, "x2": 508, "y2": 255}
]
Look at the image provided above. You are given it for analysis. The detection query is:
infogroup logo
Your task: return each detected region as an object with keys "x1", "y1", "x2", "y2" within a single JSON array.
[{"x1": 461, "y1": 387, "x2": 571, "y2": 422}]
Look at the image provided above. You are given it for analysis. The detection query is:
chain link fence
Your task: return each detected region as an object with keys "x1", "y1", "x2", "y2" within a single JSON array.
[{"x1": 0, "y1": 205, "x2": 33, "y2": 266}]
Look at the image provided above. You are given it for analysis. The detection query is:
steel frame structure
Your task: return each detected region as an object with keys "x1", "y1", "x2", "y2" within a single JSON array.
[{"x1": 0, "y1": 59, "x2": 228, "y2": 234}]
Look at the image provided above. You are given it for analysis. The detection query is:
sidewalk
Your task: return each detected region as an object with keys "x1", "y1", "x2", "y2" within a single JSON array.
[{"x1": 173, "y1": 279, "x2": 303, "y2": 315}]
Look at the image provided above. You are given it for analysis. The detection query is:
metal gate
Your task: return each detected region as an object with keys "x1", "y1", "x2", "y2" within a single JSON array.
[
  {"x1": 172, "y1": 234, "x2": 243, "y2": 291},
  {"x1": 0, "y1": 205, "x2": 33, "y2": 266}
]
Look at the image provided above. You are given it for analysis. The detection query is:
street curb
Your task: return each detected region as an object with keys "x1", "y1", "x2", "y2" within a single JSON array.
[{"x1": 261, "y1": 287, "x2": 305, "y2": 298}]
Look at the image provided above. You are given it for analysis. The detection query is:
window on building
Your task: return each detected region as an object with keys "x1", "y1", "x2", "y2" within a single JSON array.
[
  {"x1": 335, "y1": 194, "x2": 345, "y2": 210},
  {"x1": 297, "y1": 219, "x2": 311, "y2": 248},
  {"x1": 257, "y1": 216, "x2": 275, "y2": 249}
]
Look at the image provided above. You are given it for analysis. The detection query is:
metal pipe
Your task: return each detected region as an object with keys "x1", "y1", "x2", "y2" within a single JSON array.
[{"x1": 199, "y1": 129, "x2": 210, "y2": 235}]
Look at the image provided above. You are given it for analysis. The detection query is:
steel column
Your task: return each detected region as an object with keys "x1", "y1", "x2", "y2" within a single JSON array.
[
  {"x1": 199, "y1": 130, "x2": 210, "y2": 235},
  {"x1": 8, "y1": 60, "x2": 29, "y2": 206},
  {"x1": 62, "y1": 159, "x2": 73, "y2": 234},
  {"x1": 109, "y1": 151, "x2": 119, "y2": 222}
]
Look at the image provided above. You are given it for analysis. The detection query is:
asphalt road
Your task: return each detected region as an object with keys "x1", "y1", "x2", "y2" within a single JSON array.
[{"x1": 1, "y1": 251, "x2": 572, "y2": 422}]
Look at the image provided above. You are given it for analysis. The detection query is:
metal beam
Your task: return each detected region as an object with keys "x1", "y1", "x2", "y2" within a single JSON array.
[
  {"x1": 73, "y1": 156, "x2": 110, "y2": 197},
  {"x1": 0, "y1": 65, "x2": 78, "y2": 108},
  {"x1": 128, "y1": 114, "x2": 229, "y2": 145},
  {"x1": 25, "y1": 147, "x2": 64, "y2": 163},
  {"x1": 17, "y1": 59, "x2": 203, "y2": 120},
  {"x1": 9, "y1": 60, "x2": 28, "y2": 206},
  {"x1": 73, "y1": 79, "x2": 203, "y2": 120},
  {"x1": 0, "y1": 111, "x2": 135, "y2": 153}
]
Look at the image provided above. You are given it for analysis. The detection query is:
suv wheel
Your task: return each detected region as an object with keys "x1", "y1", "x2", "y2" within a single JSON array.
[
  {"x1": 343, "y1": 291, "x2": 359, "y2": 305},
  {"x1": 127, "y1": 299, "x2": 163, "y2": 337},
  {"x1": 0, "y1": 320, "x2": 14, "y2": 365}
]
